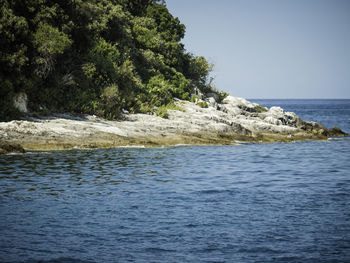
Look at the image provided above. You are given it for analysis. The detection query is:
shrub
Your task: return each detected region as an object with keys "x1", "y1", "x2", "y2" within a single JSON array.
[
  {"x1": 197, "y1": 101, "x2": 208, "y2": 108},
  {"x1": 33, "y1": 23, "x2": 72, "y2": 78},
  {"x1": 40, "y1": 108, "x2": 52, "y2": 116},
  {"x1": 255, "y1": 104, "x2": 268, "y2": 113},
  {"x1": 100, "y1": 84, "x2": 121, "y2": 119},
  {"x1": 146, "y1": 74, "x2": 173, "y2": 106},
  {"x1": 156, "y1": 103, "x2": 184, "y2": 118},
  {"x1": 217, "y1": 91, "x2": 229, "y2": 103},
  {"x1": 190, "y1": 94, "x2": 200, "y2": 103},
  {"x1": 170, "y1": 72, "x2": 190, "y2": 100},
  {"x1": 156, "y1": 105, "x2": 168, "y2": 118},
  {"x1": 0, "y1": 77, "x2": 21, "y2": 121}
]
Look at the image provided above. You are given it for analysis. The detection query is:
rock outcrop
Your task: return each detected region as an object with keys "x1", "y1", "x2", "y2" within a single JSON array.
[
  {"x1": 0, "y1": 142, "x2": 25, "y2": 154},
  {"x1": 0, "y1": 96, "x2": 347, "y2": 152},
  {"x1": 13, "y1": 92, "x2": 28, "y2": 113}
]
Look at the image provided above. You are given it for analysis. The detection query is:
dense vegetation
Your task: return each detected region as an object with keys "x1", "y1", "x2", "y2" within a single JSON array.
[{"x1": 0, "y1": 0, "x2": 225, "y2": 121}]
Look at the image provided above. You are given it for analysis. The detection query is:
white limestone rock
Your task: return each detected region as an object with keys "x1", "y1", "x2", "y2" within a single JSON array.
[
  {"x1": 1, "y1": 94, "x2": 335, "y2": 150},
  {"x1": 13, "y1": 92, "x2": 28, "y2": 113}
]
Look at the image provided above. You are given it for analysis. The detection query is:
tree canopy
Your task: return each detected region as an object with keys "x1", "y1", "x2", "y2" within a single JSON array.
[{"x1": 0, "y1": 0, "x2": 218, "y2": 120}]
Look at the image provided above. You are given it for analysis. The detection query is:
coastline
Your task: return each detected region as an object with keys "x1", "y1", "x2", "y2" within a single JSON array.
[{"x1": 0, "y1": 96, "x2": 347, "y2": 154}]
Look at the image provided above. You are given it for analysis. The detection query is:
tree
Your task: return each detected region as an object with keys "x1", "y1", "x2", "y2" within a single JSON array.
[
  {"x1": 0, "y1": 0, "x2": 213, "y2": 120},
  {"x1": 33, "y1": 23, "x2": 72, "y2": 78}
]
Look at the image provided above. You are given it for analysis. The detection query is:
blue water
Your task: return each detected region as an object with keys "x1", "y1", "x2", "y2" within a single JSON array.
[{"x1": 1, "y1": 100, "x2": 350, "y2": 263}]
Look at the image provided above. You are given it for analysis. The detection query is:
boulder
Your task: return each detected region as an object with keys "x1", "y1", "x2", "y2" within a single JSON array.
[
  {"x1": 13, "y1": 92, "x2": 28, "y2": 113},
  {"x1": 206, "y1": 92, "x2": 219, "y2": 102},
  {"x1": 327, "y1": 126, "x2": 348, "y2": 137},
  {"x1": 205, "y1": 97, "x2": 218, "y2": 108},
  {"x1": 264, "y1": 116, "x2": 281, "y2": 125},
  {"x1": 264, "y1": 107, "x2": 303, "y2": 128},
  {"x1": 0, "y1": 142, "x2": 25, "y2": 154},
  {"x1": 267, "y1": 106, "x2": 285, "y2": 118}
]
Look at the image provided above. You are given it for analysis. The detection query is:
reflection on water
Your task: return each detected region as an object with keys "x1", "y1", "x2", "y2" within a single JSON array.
[
  {"x1": 16, "y1": 258, "x2": 94, "y2": 263},
  {"x1": 1, "y1": 141, "x2": 350, "y2": 263},
  {"x1": 0, "y1": 148, "x2": 180, "y2": 200}
]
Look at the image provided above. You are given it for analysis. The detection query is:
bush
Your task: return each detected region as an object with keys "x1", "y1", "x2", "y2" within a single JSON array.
[
  {"x1": 197, "y1": 101, "x2": 208, "y2": 108},
  {"x1": 156, "y1": 103, "x2": 184, "y2": 118},
  {"x1": 33, "y1": 23, "x2": 72, "y2": 78},
  {"x1": 190, "y1": 94, "x2": 200, "y2": 103},
  {"x1": 170, "y1": 72, "x2": 190, "y2": 100},
  {"x1": 217, "y1": 91, "x2": 229, "y2": 103},
  {"x1": 0, "y1": 77, "x2": 21, "y2": 121},
  {"x1": 100, "y1": 84, "x2": 121, "y2": 119},
  {"x1": 255, "y1": 104, "x2": 268, "y2": 113},
  {"x1": 146, "y1": 74, "x2": 173, "y2": 106}
]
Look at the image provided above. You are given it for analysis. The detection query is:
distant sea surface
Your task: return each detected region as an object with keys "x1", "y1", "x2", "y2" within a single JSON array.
[{"x1": 1, "y1": 99, "x2": 350, "y2": 263}]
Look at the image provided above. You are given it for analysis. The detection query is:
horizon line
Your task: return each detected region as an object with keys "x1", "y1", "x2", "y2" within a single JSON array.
[{"x1": 246, "y1": 98, "x2": 350, "y2": 100}]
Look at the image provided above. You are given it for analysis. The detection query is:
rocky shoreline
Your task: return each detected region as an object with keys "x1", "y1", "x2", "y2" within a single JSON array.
[{"x1": 0, "y1": 96, "x2": 347, "y2": 154}]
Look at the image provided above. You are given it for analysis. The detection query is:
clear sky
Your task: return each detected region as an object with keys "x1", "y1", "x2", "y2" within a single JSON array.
[{"x1": 166, "y1": 0, "x2": 350, "y2": 99}]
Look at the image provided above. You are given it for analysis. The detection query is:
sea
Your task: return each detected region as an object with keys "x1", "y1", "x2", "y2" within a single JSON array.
[{"x1": 0, "y1": 99, "x2": 350, "y2": 263}]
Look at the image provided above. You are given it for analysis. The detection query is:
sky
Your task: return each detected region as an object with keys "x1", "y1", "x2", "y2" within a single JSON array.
[{"x1": 166, "y1": 0, "x2": 350, "y2": 99}]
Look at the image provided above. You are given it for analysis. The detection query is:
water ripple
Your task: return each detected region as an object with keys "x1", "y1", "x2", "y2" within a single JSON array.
[{"x1": 1, "y1": 100, "x2": 350, "y2": 262}]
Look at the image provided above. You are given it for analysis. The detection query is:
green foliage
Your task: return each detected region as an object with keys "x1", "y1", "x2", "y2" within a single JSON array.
[
  {"x1": 40, "y1": 108, "x2": 52, "y2": 116},
  {"x1": 169, "y1": 72, "x2": 190, "y2": 100},
  {"x1": 197, "y1": 101, "x2": 208, "y2": 108},
  {"x1": 146, "y1": 4, "x2": 185, "y2": 42},
  {"x1": 190, "y1": 94, "x2": 208, "y2": 108},
  {"x1": 217, "y1": 91, "x2": 229, "y2": 103},
  {"x1": 188, "y1": 56, "x2": 213, "y2": 90},
  {"x1": 100, "y1": 84, "x2": 121, "y2": 119},
  {"x1": 156, "y1": 105, "x2": 168, "y2": 118},
  {"x1": 33, "y1": 23, "x2": 72, "y2": 56},
  {"x1": 132, "y1": 17, "x2": 163, "y2": 50},
  {"x1": 255, "y1": 104, "x2": 268, "y2": 113},
  {"x1": 0, "y1": 1, "x2": 29, "y2": 73},
  {"x1": 156, "y1": 102, "x2": 184, "y2": 118},
  {"x1": 33, "y1": 22, "x2": 72, "y2": 78},
  {"x1": 190, "y1": 94, "x2": 200, "y2": 103},
  {"x1": 146, "y1": 74, "x2": 172, "y2": 106},
  {"x1": 0, "y1": 76, "x2": 20, "y2": 121},
  {"x1": 0, "y1": 0, "x2": 216, "y2": 121}
]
